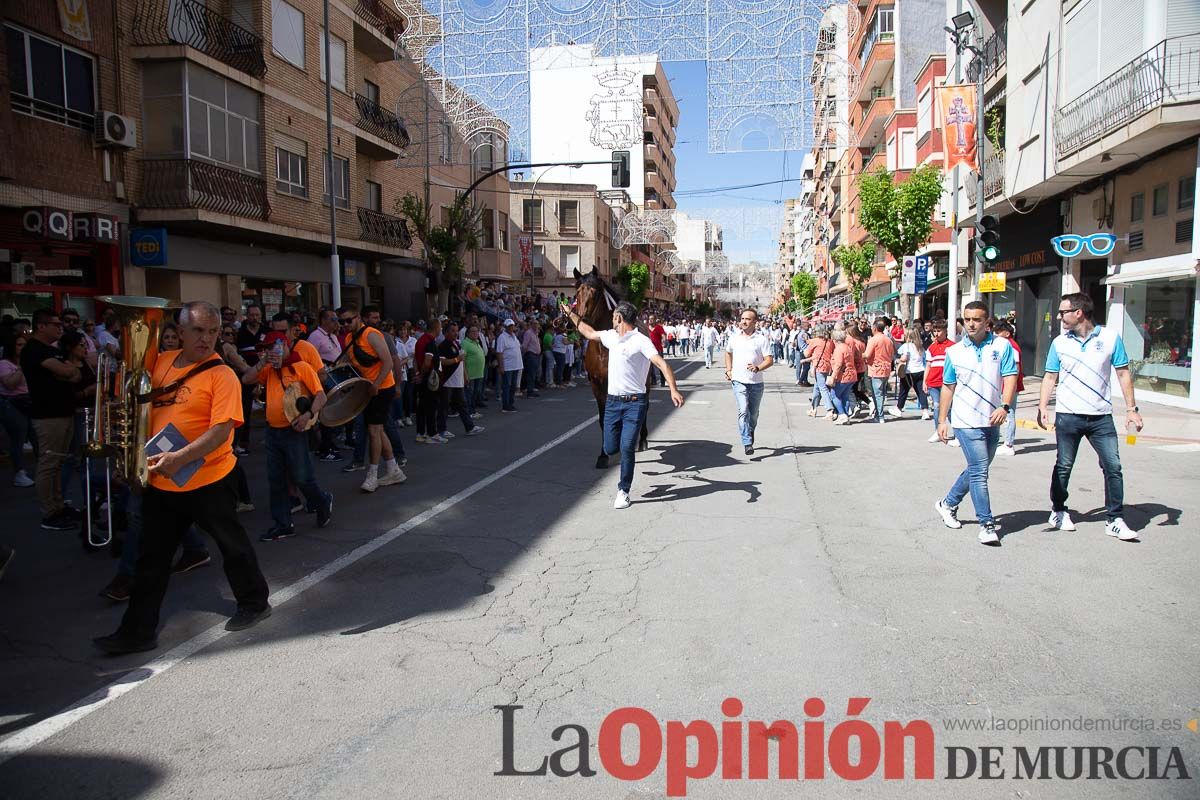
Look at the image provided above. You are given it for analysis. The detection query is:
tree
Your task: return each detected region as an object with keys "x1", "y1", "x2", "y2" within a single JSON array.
[
  {"x1": 616, "y1": 261, "x2": 650, "y2": 308},
  {"x1": 857, "y1": 163, "x2": 945, "y2": 318},
  {"x1": 831, "y1": 243, "x2": 874, "y2": 306},
  {"x1": 791, "y1": 271, "x2": 818, "y2": 316},
  {"x1": 398, "y1": 193, "x2": 483, "y2": 312}
]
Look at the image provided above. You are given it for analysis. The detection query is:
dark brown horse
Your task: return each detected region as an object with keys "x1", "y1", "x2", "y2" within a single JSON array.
[{"x1": 570, "y1": 266, "x2": 649, "y2": 468}]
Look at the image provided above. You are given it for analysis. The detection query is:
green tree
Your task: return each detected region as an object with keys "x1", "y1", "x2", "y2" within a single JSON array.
[
  {"x1": 398, "y1": 193, "x2": 483, "y2": 311},
  {"x1": 790, "y1": 271, "x2": 818, "y2": 316},
  {"x1": 831, "y1": 243, "x2": 874, "y2": 306},
  {"x1": 616, "y1": 261, "x2": 650, "y2": 308}
]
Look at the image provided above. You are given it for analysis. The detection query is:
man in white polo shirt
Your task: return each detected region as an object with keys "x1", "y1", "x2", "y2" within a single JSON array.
[
  {"x1": 724, "y1": 308, "x2": 773, "y2": 455},
  {"x1": 562, "y1": 300, "x2": 684, "y2": 509},
  {"x1": 934, "y1": 301, "x2": 1019, "y2": 545},
  {"x1": 1037, "y1": 292, "x2": 1143, "y2": 541}
]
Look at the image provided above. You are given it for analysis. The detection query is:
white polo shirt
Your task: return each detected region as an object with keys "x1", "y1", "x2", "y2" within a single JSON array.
[
  {"x1": 942, "y1": 332, "x2": 1018, "y2": 429},
  {"x1": 726, "y1": 330, "x2": 771, "y2": 384},
  {"x1": 599, "y1": 328, "x2": 658, "y2": 395},
  {"x1": 1045, "y1": 325, "x2": 1129, "y2": 415}
]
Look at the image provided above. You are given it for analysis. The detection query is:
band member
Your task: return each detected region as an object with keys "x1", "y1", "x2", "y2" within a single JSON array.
[
  {"x1": 243, "y1": 331, "x2": 333, "y2": 541},
  {"x1": 94, "y1": 302, "x2": 271, "y2": 655},
  {"x1": 339, "y1": 305, "x2": 406, "y2": 492}
]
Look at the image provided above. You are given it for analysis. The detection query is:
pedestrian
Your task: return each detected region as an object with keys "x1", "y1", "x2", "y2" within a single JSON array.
[
  {"x1": 924, "y1": 318, "x2": 957, "y2": 446},
  {"x1": 234, "y1": 303, "x2": 265, "y2": 455},
  {"x1": 520, "y1": 320, "x2": 542, "y2": 398},
  {"x1": 494, "y1": 319, "x2": 523, "y2": 412},
  {"x1": 560, "y1": 300, "x2": 683, "y2": 509},
  {"x1": 437, "y1": 321, "x2": 484, "y2": 438},
  {"x1": 646, "y1": 315, "x2": 667, "y2": 387},
  {"x1": 933, "y1": 301, "x2": 1019, "y2": 546},
  {"x1": 340, "y1": 306, "x2": 405, "y2": 492},
  {"x1": 0, "y1": 333, "x2": 37, "y2": 488},
  {"x1": 700, "y1": 319, "x2": 718, "y2": 369},
  {"x1": 892, "y1": 327, "x2": 930, "y2": 420},
  {"x1": 863, "y1": 319, "x2": 896, "y2": 424},
  {"x1": 1036, "y1": 293, "x2": 1142, "y2": 540},
  {"x1": 827, "y1": 328, "x2": 862, "y2": 425},
  {"x1": 723, "y1": 309, "x2": 772, "y2": 455},
  {"x1": 993, "y1": 320, "x2": 1023, "y2": 455}
]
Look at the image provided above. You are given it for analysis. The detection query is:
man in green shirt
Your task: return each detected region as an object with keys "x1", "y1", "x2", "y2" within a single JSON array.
[{"x1": 462, "y1": 324, "x2": 487, "y2": 417}]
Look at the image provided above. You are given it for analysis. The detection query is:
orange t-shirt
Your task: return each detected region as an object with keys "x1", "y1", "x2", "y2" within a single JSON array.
[
  {"x1": 347, "y1": 326, "x2": 395, "y2": 389},
  {"x1": 148, "y1": 353, "x2": 243, "y2": 492},
  {"x1": 257, "y1": 361, "x2": 323, "y2": 428},
  {"x1": 292, "y1": 338, "x2": 324, "y2": 375}
]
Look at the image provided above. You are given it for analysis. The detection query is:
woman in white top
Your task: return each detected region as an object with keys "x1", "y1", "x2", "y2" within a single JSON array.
[{"x1": 891, "y1": 327, "x2": 931, "y2": 419}]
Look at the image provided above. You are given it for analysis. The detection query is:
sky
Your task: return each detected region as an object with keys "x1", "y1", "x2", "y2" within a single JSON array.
[{"x1": 663, "y1": 60, "x2": 805, "y2": 267}]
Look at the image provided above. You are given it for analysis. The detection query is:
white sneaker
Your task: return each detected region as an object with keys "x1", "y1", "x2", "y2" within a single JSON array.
[
  {"x1": 887, "y1": 406, "x2": 904, "y2": 418},
  {"x1": 921, "y1": 410, "x2": 932, "y2": 420},
  {"x1": 1048, "y1": 510, "x2": 1076, "y2": 531},
  {"x1": 429, "y1": 435, "x2": 447, "y2": 444},
  {"x1": 470, "y1": 412, "x2": 482, "y2": 419},
  {"x1": 1105, "y1": 518, "x2": 1138, "y2": 541},
  {"x1": 360, "y1": 472, "x2": 379, "y2": 493},
  {"x1": 807, "y1": 408, "x2": 817, "y2": 417},
  {"x1": 997, "y1": 444, "x2": 1016, "y2": 457},
  {"x1": 949, "y1": 438, "x2": 961, "y2": 448},
  {"x1": 927, "y1": 432, "x2": 942, "y2": 444},
  {"x1": 415, "y1": 434, "x2": 429, "y2": 444},
  {"x1": 978, "y1": 523, "x2": 1000, "y2": 545},
  {"x1": 614, "y1": 490, "x2": 631, "y2": 510},
  {"x1": 935, "y1": 499, "x2": 962, "y2": 529},
  {"x1": 832, "y1": 415, "x2": 849, "y2": 426},
  {"x1": 467, "y1": 426, "x2": 485, "y2": 436},
  {"x1": 12, "y1": 470, "x2": 33, "y2": 488},
  {"x1": 440, "y1": 430, "x2": 455, "y2": 439},
  {"x1": 379, "y1": 465, "x2": 407, "y2": 486}
]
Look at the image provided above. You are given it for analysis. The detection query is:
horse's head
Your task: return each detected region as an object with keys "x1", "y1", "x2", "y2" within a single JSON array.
[{"x1": 571, "y1": 266, "x2": 618, "y2": 326}]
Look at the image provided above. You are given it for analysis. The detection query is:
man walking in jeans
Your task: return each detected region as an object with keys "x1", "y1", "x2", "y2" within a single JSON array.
[
  {"x1": 561, "y1": 300, "x2": 683, "y2": 509},
  {"x1": 724, "y1": 309, "x2": 773, "y2": 455},
  {"x1": 1037, "y1": 292, "x2": 1142, "y2": 541},
  {"x1": 934, "y1": 301, "x2": 1018, "y2": 545},
  {"x1": 863, "y1": 318, "x2": 895, "y2": 424}
]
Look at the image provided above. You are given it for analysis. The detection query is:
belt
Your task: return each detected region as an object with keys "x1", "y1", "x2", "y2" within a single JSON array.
[{"x1": 607, "y1": 393, "x2": 643, "y2": 402}]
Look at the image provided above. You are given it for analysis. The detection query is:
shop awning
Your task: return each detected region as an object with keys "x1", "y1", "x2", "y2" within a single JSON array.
[{"x1": 1104, "y1": 254, "x2": 1199, "y2": 285}]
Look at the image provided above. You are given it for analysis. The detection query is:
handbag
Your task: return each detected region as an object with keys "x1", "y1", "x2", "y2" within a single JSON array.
[
  {"x1": 897, "y1": 360, "x2": 907, "y2": 380},
  {"x1": 425, "y1": 366, "x2": 441, "y2": 392}
]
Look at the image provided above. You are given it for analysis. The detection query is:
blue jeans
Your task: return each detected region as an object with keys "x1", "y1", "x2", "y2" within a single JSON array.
[
  {"x1": 501, "y1": 369, "x2": 519, "y2": 410},
  {"x1": 795, "y1": 357, "x2": 810, "y2": 384},
  {"x1": 944, "y1": 426, "x2": 1000, "y2": 525},
  {"x1": 0, "y1": 396, "x2": 35, "y2": 474},
  {"x1": 603, "y1": 394, "x2": 649, "y2": 493},
  {"x1": 731, "y1": 381, "x2": 764, "y2": 446},
  {"x1": 266, "y1": 426, "x2": 327, "y2": 530},
  {"x1": 352, "y1": 410, "x2": 405, "y2": 463},
  {"x1": 467, "y1": 377, "x2": 484, "y2": 414},
  {"x1": 553, "y1": 351, "x2": 566, "y2": 384},
  {"x1": 929, "y1": 386, "x2": 941, "y2": 430},
  {"x1": 814, "y1": 371, "x2": 832, "y2": 411},
  {"x1": 1051, "y1": 413, "x2": 1124, "y2": 521},
  {"x1": 704, "y1": 346, "x2": 715, "y2": 368},
  {"x1": 1003, "y1": 391, "x2": 1018, "y2": 445},
  {"x1": 870, "y1": 376, "x2": 888, "y2": 419},
  {"x1": 831, "y1": 381, "x2": 854, "y2": 416},
  {"x1": 118, "y1": 491, "x2": 208, "y2": 577}
]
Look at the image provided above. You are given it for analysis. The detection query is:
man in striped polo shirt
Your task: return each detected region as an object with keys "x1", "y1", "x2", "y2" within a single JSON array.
[
  {"x1": 934, "y1": 301, "x2": 1019, "y2": 545},
  {"x1": 1037, "y1": 292, "x2": 1143, "y2": 541}
]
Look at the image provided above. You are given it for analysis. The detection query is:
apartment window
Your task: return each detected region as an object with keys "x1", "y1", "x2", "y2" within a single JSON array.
[
  {"x1": 481, "y1": 207, "x2": 496, "y2": 248},
  {"x1": 1130, "y1": 192, "x2": 1144, "y2": 222},
  {"x1": 532, "y1": 245, "x2": 545, "y2": 274},
  {"x1": 142, "y1": 61, "x2": 185, "y2": 155},
  {"x1": 322, "y1": 152, "x2": 350, "y2": 209},
  {"x1": 876, "y1": 7, "x2": 894, "y2": 37},
  {"x1": 1180, "y1": 175, "x2": 1196, "y2": 210},
  {"x1": 439, "y1": 205, "x2": 451, "y2": 227},
  {"x1": 916, "y1": 87, "x2": 932, "y2": 138},
  {"x1": 318, "y1": 27, "x2": 346, "y2": 92},
  {"x1": 523, "y1": 199, "x2": 543, "y2": 232},
  {"x1": 471, "y1": 132, "x2": 505, "y2": 173},
  {"x1": 363, "y1": 79, "x2": 379, "y2": 104},
  {"x1": 1152, "y1": 184, "x2": 1169, "y2": 217},
  {"x1": 497, "y1": 211, "x2": 509, "y2": 250},
  {"x1": 899, "y1": 129, "x2": 916, "y2": 169},
  {"x1": 188, "y1": 63, "x2": 262, "y2": 173},
  {"x1": 560, "y1": 245, "x2": 581, "y2": 272},
  {"x1": 439, "y1": 119, "x2": 454, "y2": 164},
  {"x1": 886, "y1": 134, "x2": 897, "y2": 171},
  {"x1": 365, "y1": 179, "x2": 382, "y2": 211},
  {"x1": 274, "y1": 135, "x2": 308, "y2": 197},
  {"x1": 271, "y1": 0, "x2": 305, "y2": 69},
  {"x1": 5, "y1": 24, "x2": 95, "y2": 130},
  {"x1": 559, "y1": 200, "x2": 580, "y2": 233}
]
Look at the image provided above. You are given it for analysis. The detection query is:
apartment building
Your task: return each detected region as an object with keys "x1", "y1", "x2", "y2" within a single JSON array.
[
  {"x1": 807, "y1": 2, "x2": 851, "y2": 299},
  {"x1": 507, "y1": 180, "x2": 621, "y2": 294}
]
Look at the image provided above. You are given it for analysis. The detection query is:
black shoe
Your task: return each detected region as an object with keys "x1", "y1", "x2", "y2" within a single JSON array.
[
  {"x1": 289, "y1": 497, "x2": 305, "y2": 514},
  {"x1": 99, "y1": 574, "x2": 133, "y2": 601},
  {"x1": 93, "y1": 632, "x2": 158, "y2": 655},
  {"x1": 316, "y1": 492, "x2": 333, "y2": 529},
  {"x1": 319, "y1": 451, "x2": 343, "y2": 463},
  {"x1": 172, "y1": 551, "x2": 212, "y2": 574},
  {"x1": 260, "y1": 526, "x2": 295, "y2": 542},
  {"x1": 61, "y1": 503, "x2": 83, "y2": 519},
  {"x1": 225, "y1": 604, "x2": 272, "y2": 632},
  {"x1": 41, "y1": 511, "x2": 78, "y2": 531},
  {"x1": 745, "y1": 445, "x2": 754, "y2": 455}
]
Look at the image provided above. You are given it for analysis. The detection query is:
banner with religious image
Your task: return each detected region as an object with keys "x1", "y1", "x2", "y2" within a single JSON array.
[
  {"x1": 938, "y1": 84, "x2": 978, "y2": 172},
  {"x1": 58, "y1": 0, "x2": 92, "y2": 42}
]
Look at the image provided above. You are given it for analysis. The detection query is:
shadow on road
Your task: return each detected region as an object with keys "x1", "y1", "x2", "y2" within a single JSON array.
[
  {"x1": 640, "y1": 475, "x2": 762, "y2": 504},
  {"x1": 0, "y1": 752, "x2": 163, "y2": 799},
  {"x1": 994, "y1": 502, "x2": 1183, "y2": 538},
  {"x1": 749, "y1": 445, "x2": 838, "y2": 463}
]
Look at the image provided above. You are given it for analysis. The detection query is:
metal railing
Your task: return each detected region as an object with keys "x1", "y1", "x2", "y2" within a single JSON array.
[
  {"x1": 354, "y1": 0, "x2": 406, "y2": 41},
  {"x1": 984, "y1": 22, "x2": 1007, "y2": 80},
  {"x1": 132, "y1": 0, "x2": 266, "y2": 79},
  {"x1": 983, "y1": 147, "x2": 1005, "y2": 198},
  {"x1": 1056, "y1": 34, "x2": 1200, "y2": 157},
  {"x1": 139, "y1": 159, "x2": 270, "y2": 220},
  {"x1": 354, "y1": 93, "x2": 411, "y2": 151},
  {"x1": 357, "y1": 207, "x2": 412, "y2": 249}
]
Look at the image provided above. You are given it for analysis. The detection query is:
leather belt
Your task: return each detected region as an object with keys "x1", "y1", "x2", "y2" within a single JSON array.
[{"x1": 607, "y1": 394, "x2": 643, "y2": 402}]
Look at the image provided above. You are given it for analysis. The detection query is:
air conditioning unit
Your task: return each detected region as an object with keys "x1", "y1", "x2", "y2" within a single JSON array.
[{"x1": 94, "y1": 112, "x2": 138, "y2": 150}]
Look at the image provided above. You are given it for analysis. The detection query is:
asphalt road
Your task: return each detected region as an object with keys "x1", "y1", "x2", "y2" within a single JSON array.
[{"x1": 1, "y1": 356, "x2": 1197, "y2": 799}]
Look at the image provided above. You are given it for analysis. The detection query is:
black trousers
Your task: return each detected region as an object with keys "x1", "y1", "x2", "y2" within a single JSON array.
[
  {"x1": 236, "y1": 384, "x2": 254, "y2": 448},
  {"x1": 119, "y1": 471, "x2": 269, "y2": 639},
  {"x1": 416, "y1": 384, "x2": 439, "y2": 436},
  {"x1": 438, "y1": 387, "x2": 474, "y2": 433}
]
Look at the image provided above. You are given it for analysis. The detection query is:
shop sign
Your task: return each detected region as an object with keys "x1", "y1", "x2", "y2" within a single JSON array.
[
  {"x1": 978, "y1": 272, "x2": 1007, "y2": 293},
  {"x1": 22, "y1": 207, "x2": 118, "y2": 244},
  {"x1": 129, "y1": 227, "x2": 168, "y2": 267}
]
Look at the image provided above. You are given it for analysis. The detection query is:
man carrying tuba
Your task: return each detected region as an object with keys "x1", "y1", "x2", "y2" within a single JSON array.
[{"x1": 94, "y1": 301, "x2": 271, "y2": 655}]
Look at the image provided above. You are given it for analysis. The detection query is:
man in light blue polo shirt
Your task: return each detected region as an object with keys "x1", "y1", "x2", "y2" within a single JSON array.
[
  {"x1": 1037, "y1": 292, "x2": 1143, "y2": 541},
  {"x1": 934, "y1": 301, "x2": 1019, "y2": 545}
]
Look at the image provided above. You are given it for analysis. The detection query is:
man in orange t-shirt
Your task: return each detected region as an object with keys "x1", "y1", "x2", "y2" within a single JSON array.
[
  {"x1": 94, "y1": 301, "x2": 270, "y2": 655},
  {"x1": 340, "y1": 305, "x2": 405, "y2": 493},
  {"x1": 243, "y1": 331, "x2": 332, "y2": 540},
  {"x1": 863, "y1": 318, "x2": 897, "y2": 423}
]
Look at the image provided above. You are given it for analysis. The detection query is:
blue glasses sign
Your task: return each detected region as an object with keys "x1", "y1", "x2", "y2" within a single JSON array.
[{"x1": 1051, "y1": 233, "x2": 1117, "y2": 258}]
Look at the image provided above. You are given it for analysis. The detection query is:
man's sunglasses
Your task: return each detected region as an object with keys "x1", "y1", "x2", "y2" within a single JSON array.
[
  {"x1": 1056, "y1": 308, "x2": 1080, "y2": 317},
  {"x1": 339, "y1": 316, "x2": 356, "y2": 325},
  {"x1": 1051, "y1": 233, "x2": 1117, "y2": 258}
]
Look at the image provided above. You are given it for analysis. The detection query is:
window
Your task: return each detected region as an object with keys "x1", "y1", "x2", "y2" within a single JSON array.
[
  {"x1": 271, "y1": 0, "x2": 305, "y2": 69},
  {"x1": 916, "y1": 87, "x2": 932, "y2": 138},
  {"x1": 481, "y1": 208, "x2": 496, "y2": 248},
  {"x1": 5, "y1": 25, "x2": 95, "y2": 130},
  {"x1": 274, "y1": 134, "x2": 308, "y2": 197},
  {"x1": 1128, "y1": 230, "x2": 1144, "y2": 251},
  {"x1": 876, "y1": 7, "x2": 894, "y2": 37},
  {"x1": 318, "y1": 27, "x2": 346, "y2": 92},
  {"x1": 142, "y1": 61, "x2": 185, "y2": 155},
  {"x1": 523, "y1": 199, "x2": 543, "y2": 232},
  {"x1": 559, "y1": 200, "x2": 580, "y2": 232},
  {"x1": 363, "y1": 79, "x2": 379, "y2": 105},
  {"x1": 899, "y1": 129, "x2": 916, "y2": 169},
  {"x1": 886, "y1": 134, "x2": 897, "y2": 171},
  {"x1": 322, "y1": 152, "x2": 350, "y2": 209},
  {"x1": 1130, "y1": 192, "x2": 1144, "y2": 222},
  {"x1": 1152, "y1": 184, "x2": 1169, "y2": 216},
  {"x1": 560, "y1": 245, "x2": 581, "y2": 272},
  {"x1": 471, "y1": 132, "x2": 506, "y2": 173},
  {"x1": 365, "y1": 180, "x2": 382, "y2": 211},
  {"x1": 1176, "y1": 218, "x2": 1192, "y2": 245},
  {"x1": 188, "y1": 63, "x2": 262, "y2": 172},
  {"x1": 1180, "y1": 175, "x2": 1196, "y2": 210},
  {"x1": 532, "y1": 244, "x2": 545, "y2": 275},
  {"x1": 439, "y1": 119, "x2": 454, "y2": 164},
  {"x1": 497, "y1": 211, "x2": 509, "y2": 250}
]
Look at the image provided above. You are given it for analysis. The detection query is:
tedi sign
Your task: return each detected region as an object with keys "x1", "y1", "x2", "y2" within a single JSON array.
[{"x1": 21, "y1": 207, "x2": 119, "y2": 244}]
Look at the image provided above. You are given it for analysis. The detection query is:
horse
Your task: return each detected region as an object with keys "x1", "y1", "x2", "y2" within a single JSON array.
[{"x1": 570, "y1": 266, "x2": 649, "y2": 468}]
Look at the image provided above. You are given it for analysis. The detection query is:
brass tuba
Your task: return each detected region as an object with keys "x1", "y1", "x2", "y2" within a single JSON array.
[{"x1": 84, "y1": 295, "x2": 171, "y2": 489}]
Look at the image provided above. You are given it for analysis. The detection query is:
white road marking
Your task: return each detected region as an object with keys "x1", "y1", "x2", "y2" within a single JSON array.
[
  {"x1": 1153, "y1": 443, "x2": 1200, "y2": 453},
  {"x1": 0, "y1": 416, "x2": 596, "y2": 764},
  {"x1": 687, "y1": 400, "x2": 711, "y2": 404}
]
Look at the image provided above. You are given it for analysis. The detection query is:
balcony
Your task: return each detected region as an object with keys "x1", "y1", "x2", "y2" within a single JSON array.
[
  {"x1": 354, "y1": 93, "x2": 411, "y2": 158},
  {"x1": 862, "y1": 143, "x2": 887, "y2": 174},
  {"x1": 139, "y1": 159, "x2": 269, "y2": 220},
  {"x1": 353, "y1": 0, "x2": 406, "y2": 62},
  {"x1": 856, "y1": 93, "x2": 894, "y2": 148},
  {"x1": 983, "y1": 147, "x2": 1005, "y2": 198},
  {"x1": 1056, "y1": 34, "x2": 1200, "y2": 158},
  {"x1": 131, "y1": 0, "x2": 266, "y2": 79},
  {"x1": 983, "y1": 22, "x2": 1007, "y2": 83},
  {"x1": 357, "y1": 207, "x2": 412, "y2": 250}
]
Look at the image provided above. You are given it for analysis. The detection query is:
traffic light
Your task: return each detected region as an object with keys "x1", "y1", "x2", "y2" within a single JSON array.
[
  {"x1": 976, "y1": 214, "x2": 1000, "y2": 264},
  {"x1": 612, "y1": 150, "x2": 630, "y2": 188}
]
